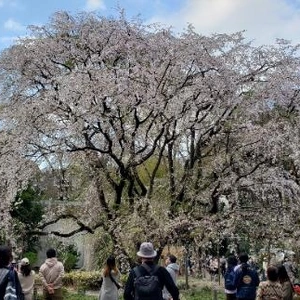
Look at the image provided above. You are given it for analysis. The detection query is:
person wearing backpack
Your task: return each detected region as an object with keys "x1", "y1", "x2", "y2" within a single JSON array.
[
  {"x1": 224, "y1": 255, "x2": 238, "y2": 300},
  {"x1": 234, "y1": 253, "x2": 260, "y2": 300},
  {"x1": 0, "y1": 245, "x2": 24, "y2": 300},
  {"x1": 123, "y1": 242, "x2": 179, "y2": 300}
]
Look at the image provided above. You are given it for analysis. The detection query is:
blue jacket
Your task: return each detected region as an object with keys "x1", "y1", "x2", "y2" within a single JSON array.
[{"x1": 234, "y1": 263, "x2": 260, "y2": 299}]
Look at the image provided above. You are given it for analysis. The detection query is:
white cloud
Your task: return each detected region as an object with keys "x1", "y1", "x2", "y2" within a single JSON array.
[
  {"x1": 85, "y1": 0, "x2": 106, "y2": 11},
  {"x1": 4, "y1": 19, "x2": 25, "y2": 32},
  {"x1": 148, "y1": 0, "x2": 300, "y2": 45},
  {"x1": 0, "y1": 0, "x2": 18, "y2": 8}
]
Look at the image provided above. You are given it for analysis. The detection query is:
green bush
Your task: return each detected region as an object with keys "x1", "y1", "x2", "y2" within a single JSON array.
[
  {"x1": 63, "y1": 270, "x2": 102, "y2": 290},
  {"x1": 119, "y1": 273, "x2": 129, "y2": 286},
  {"x1": 62, "y1": 270, "x2": 128, "y2": 291},
  {"x1": 63, "y1": 252, "x2": 79, "y2": 273},
  {"x1": 22, "y1": 251, "x2": 38, "y2": 265},
  {"x1": 58, "y1": 244, "x2": 80, "y2": 272}
]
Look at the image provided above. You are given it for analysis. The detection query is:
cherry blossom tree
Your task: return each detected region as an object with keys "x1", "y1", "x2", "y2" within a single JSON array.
[{"x1": 1, "y1": 11, "x2": 300, "y2": 265}]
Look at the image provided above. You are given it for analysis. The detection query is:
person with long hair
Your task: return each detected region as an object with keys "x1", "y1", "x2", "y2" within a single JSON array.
[
  {"x1": 18, "y1": 258, "x2": 35, "y2": 300},
  {"x1": 99, "y1": 255, "x2": 121, "y2": 300},
  {"x1": 278, "y1": 265, "x2": 294, "y2": 300}
]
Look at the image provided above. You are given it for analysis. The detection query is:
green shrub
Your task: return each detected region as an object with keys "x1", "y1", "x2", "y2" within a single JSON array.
[
  {"x1": 22, "y1": 251, "x2": 38, "y2": 265},
  {"x1": 62, "y1": 270, "x2": 129, "y2": 291},
  {"x1": 63, "y1": 270, "x2": 102, "y2": 290},
  {"x1": 58, "y1": 244, "x2": 80, "y2": 272},
  {"x1": 63, "y1": 252, "x2": 79, "y2": 273},
  {"x1": 119, "y1": 273, "x2": 129, "y2": 286}
]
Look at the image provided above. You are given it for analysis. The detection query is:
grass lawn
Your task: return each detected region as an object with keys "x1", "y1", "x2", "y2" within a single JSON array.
[
  {"x1": 36, "y1": 276, "x2": 226, "y2": 300},
  {"x1": 38, "y1": 286, "x2": 226, "y2": 300}
]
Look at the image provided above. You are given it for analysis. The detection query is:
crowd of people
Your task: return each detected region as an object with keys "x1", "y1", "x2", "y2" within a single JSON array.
[
  {"x1": 96, "y1": 241, "x2": 180, "y2": 300},
  {"x1": 0, "y1": 245, "x2": 64, "y2": 300},
  {"x1": 224, "y1": 252, "x2": 298, "y2": 300},
  {"x1": 0, "y1": 242, "x2": 179, "y2": 300},
  {"x1": 0, "y1": 242, "x2": 298, "y2": 300},
  {"x1": 99, "y1": 246, "x2": 300, "y2": 300}
]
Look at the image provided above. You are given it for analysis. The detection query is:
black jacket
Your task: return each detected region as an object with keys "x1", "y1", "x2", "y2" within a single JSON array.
[{"x1": 123, "y1": 262, "x2": 179, "y2": 300}]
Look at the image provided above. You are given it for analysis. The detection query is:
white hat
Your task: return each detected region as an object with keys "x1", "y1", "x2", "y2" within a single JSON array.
[
  {"x1": 137, "y1": 242, "x2": 157, "y2": 258},
  {"x1": 20, "y1": 258, "x2": 30, "y2": 266}
]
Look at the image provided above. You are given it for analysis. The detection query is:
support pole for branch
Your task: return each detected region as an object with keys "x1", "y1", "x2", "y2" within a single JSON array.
[{"x1": 185, "y1": 245, "x2": 189, "y2": 289}]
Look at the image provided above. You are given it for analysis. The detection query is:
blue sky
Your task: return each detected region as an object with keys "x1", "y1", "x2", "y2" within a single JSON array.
[{"x1": 1, "y1": 0, "x2": 300, "y2": 51}]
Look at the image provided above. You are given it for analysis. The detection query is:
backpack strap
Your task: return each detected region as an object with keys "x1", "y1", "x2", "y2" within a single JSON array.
[
  {"x1": 134, "y1": 264, "x2": 159, "y2": 277},
  {"x1": 141, "y1": 264, "x2": 159, "y2": 275},
  {"x1": 0, "y1": 268, "x2": 9, "y2": 287},
  {"x1": 109, "y1": 271, "x2": 121, "y2": 289},
  {"x1": 133, "y1": 266, "x2": 142, "y2": 278}
]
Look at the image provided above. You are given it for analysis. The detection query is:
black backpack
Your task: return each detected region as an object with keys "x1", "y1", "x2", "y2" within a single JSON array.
[
  {"x1": 133, "y1": 264, "x2": 162, "y2": 300},
  {"x1": 224, "y1": 267, "x2": 236, "y2": 290}
]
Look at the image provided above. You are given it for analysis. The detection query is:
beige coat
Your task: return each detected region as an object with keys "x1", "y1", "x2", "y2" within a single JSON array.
[{"x1": 39, "y1": 257, "x2": 64, "y2": 290}]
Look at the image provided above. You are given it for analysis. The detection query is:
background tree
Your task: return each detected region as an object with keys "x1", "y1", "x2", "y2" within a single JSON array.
[{"x1": 10, "y1": 184, "x2": 44, "y2": 253}]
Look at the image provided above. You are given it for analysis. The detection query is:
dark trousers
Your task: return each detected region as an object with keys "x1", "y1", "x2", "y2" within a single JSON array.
[{"x1": 226, "y1": 293, "x2": 236, "y2": 300}]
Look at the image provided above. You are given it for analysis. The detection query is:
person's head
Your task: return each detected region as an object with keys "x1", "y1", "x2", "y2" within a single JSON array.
[
  {"x1": 278, "y1": 264, "x2": 290, "y2": 283},
  {"x1": 46, "y1": 248, "x2": 57, "y2": 259},
  {"x1": 267, "y1": 265, "x2": 278, "y2": 282},
  {"x1": 104, "y1": 255, "x2": 118, "y2": 276},
  {"x1": 106, "y1": 255, "x2": 116, "y2": 269},
  {"x1": 227, "y1": 255, "x2": 238, "y2": 267},
  {"x1": 20, "y1": 257, "x2": 32, "y2": 277},
  {"x1": 137, "y1": 242, "x2": 157, "y2": 261},
  {"x1": 166, "y1": 254, "x2": 177, "y2": 265},
  {"x1": 0, "y1": 246, "x2": 12, "y2": 268},
  {"x1": 239, "y1": 253, "x2": 249, "y2": 264}
]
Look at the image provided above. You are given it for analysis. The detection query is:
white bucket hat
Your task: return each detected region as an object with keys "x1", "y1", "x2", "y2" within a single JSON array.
[
  {"x1": 20, "y1": 257, "x2": 30, "y2": 266},
  {"x1": 137, "y1": 242, "x2": 157, "y2": 258}
]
